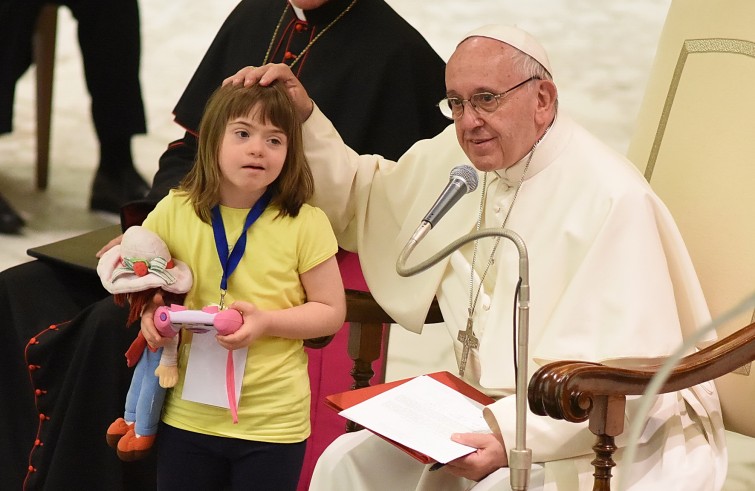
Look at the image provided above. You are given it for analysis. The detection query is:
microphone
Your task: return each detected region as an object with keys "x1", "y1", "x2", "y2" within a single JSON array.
[
  {"x1": 422, "y1": 165, "x2": 479, "y2": 227},
  {"x1": 401, "y1": 165, "x2": 478, "y2": 266},
  {"x1": 395, "y1": 164, "x2": 532, "y2": 490}
]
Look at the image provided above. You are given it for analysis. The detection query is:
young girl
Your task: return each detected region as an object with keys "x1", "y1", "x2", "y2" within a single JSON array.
[{"x1": 139, "y1": 82, "x2": 346, "y2": 490}]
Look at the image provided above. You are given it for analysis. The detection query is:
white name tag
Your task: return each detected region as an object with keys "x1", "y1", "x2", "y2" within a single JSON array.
[{"x1": 182, "y1": 333, "x2": 247, "y2": 409}]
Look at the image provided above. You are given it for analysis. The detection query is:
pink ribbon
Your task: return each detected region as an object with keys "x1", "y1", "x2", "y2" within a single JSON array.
[{"x1": 226, "y1": 351, "x2": 238, "y2": 424}]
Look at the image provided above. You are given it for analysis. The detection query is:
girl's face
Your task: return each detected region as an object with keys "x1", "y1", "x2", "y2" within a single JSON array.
[{"x1": 218, "y1": 108, "x2": 287, "y2": 208}]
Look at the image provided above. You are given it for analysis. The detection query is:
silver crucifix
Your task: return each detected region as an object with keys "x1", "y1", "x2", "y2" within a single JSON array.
[{"x1": 457, "y1": 316, "x2": 479, "y2": 377}]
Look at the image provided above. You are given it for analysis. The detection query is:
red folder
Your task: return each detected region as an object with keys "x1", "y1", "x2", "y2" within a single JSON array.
[{"x1": 325, "y1": 371, "x2": 495, "y2": 464}]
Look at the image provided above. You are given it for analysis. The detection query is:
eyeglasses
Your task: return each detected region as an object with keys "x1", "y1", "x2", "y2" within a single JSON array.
[{"x1": 438, "y1": 76, "x2": 539, "y2": 120}]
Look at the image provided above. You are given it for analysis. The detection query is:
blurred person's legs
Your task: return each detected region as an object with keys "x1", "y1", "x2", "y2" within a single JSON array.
[
  {"x1": 69, "y1": 0, "x2": 149, "y2": 213},
  {"x1": 0, "y1": 0, "x2": 40, "y2": 234},
  {"x1": 0, "y1": 192, "x2": 24, "y2": 234},
  {"x1": 0, "y1": 0, "x2": 149, "y2": 228}
]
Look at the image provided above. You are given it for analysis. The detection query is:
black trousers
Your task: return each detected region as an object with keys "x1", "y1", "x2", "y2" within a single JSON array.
[
  {"x1": 157, "y1": 424, "x2": 306, "y2": 491},
  {"x1": 0, "y1": 0, "x2": 146, "y2": 140}
]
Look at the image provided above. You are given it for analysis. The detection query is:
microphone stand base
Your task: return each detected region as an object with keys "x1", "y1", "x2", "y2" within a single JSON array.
[{"x1": 509, "y1": 448, "x2": 532, "y2": 491}]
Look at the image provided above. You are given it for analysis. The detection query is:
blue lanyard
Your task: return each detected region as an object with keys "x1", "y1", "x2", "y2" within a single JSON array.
[{"x1": 210, "y1": 190, "x2": 272, "y2": 308}]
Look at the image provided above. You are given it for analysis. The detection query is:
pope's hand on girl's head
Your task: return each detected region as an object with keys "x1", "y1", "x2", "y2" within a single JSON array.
[
  {"x1": 222, "y1": 66, "x2": 258, "y2": 87},
  {"x1": 222, "y1": 63, "x2": 314, "y2": 122}
]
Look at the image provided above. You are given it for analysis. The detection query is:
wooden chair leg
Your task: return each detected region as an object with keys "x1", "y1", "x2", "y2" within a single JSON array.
[
  {"x1": 33, "y1": 4, "x2": 58, "y2": 191},
  {"x1": 345, "y1": 320, "x2": 385, "y2": 432},
  {"x1": 588, "y1": 395, "x2": 626, "y2": 491}
]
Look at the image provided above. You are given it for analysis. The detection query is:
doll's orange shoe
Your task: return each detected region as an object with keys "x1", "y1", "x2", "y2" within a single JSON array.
[
  {"x1": 106, "y1": 417, "x2": 133, "y2": 449},
  {"x1": 116, "y1": 428, "x2": 156, "y2": 462}
]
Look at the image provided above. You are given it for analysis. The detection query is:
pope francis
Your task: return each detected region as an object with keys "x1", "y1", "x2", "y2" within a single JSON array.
[{"x1": 225, "y1": 24, "x2": 726, "y2": 491}]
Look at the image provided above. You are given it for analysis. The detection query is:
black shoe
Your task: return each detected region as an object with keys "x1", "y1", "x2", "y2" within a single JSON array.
[
  {"x1": 0, "y1": 193, "x2": 24, "y2": 235},
  {"x1": 90, "y1": 168, "x2": 150, "y2": 214}
]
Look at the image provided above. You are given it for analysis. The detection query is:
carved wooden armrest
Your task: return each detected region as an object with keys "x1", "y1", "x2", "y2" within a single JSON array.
[{"x1": 527, "y1": 321, "x2": 755, "y2": 491}]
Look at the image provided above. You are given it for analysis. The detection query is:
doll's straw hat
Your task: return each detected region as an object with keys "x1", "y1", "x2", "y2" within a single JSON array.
[{"x1": 97, "y1": 226, "x2": 192, "y2": 294}]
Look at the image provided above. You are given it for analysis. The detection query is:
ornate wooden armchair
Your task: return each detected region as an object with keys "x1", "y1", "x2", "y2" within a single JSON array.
[{"x1": 528, "y1": 0, "x2": 755, "y2": 489}]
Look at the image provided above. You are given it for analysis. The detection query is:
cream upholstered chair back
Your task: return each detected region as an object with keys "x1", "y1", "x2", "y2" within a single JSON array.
[{"x1": 626, "y1": 0, "x2": 755, "y2": 439}]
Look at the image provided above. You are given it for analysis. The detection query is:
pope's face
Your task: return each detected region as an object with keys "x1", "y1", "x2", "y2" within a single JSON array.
[{"x1": 445, "y1": 37, "x2": 545, "y2": 172}]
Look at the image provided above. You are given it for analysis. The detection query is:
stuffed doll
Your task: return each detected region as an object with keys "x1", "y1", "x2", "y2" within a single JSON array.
[{"x1": 96, "y1": 226, "x2": 193, "y2": 461}]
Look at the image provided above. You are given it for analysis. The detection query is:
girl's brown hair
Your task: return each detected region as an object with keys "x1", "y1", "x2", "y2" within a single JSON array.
[{"x1": 177, "y1": 82, "x2": 314, "y2": 222}]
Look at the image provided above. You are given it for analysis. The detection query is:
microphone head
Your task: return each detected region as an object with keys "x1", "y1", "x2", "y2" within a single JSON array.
[{"x1": 450, "y1": 165, "x2": 479, "y2": 193}]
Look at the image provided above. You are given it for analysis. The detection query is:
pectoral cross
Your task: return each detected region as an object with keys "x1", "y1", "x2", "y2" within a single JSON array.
[{"x1": 457, "y1": 313, "x2": 479, "y2": 377}]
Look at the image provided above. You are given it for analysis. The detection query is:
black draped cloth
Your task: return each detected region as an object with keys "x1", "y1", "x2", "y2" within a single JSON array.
[{"x1": 0, "y1": 0, "x2": 447, "y2": 489}]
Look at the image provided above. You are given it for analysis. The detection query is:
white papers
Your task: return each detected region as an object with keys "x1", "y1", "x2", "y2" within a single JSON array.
[
  {"x1": 339, "y1": 375, "x2": 490, "y2": 464},
  {"x1": 182, "y1": 333, "x2": 247, "y2": 408}
]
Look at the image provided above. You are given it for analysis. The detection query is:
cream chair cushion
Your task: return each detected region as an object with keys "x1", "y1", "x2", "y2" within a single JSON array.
[{"x1": 626, "y1": 0, "x2": 755, "y2": 488}]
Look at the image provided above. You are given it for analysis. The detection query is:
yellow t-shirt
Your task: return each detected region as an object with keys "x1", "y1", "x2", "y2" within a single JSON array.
[{"x1": 142, "y1": 190, "x2": 338, "y2": 443}]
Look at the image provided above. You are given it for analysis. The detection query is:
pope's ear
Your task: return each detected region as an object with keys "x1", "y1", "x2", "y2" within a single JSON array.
[{"x1": 534, "y1": 79, "x2": 557, "y2": 119}]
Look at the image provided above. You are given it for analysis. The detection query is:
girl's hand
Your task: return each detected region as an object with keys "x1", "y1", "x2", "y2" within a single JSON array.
[
  {"x1": 212, "y1": 256, "x2": 345, "y2": 347},
  {"x1": 95, "y1": 234, "x2": 123, "y2": 258},
  {"x1": 215, "y1": 301, "x2": 267, "y2": 351},
  {"x1": 140, "y1": 291, "x2": 172, "y2": 348}
]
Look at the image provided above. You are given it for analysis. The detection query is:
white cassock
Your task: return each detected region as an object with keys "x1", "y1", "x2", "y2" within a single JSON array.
[{"x1": 303, "y1": 104, "x2": 727, "y2": 491}]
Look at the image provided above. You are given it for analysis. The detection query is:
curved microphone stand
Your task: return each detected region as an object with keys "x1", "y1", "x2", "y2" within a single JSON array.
[{"x1": 396, "y1": 226, "x2": 533, "y2": 491}]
